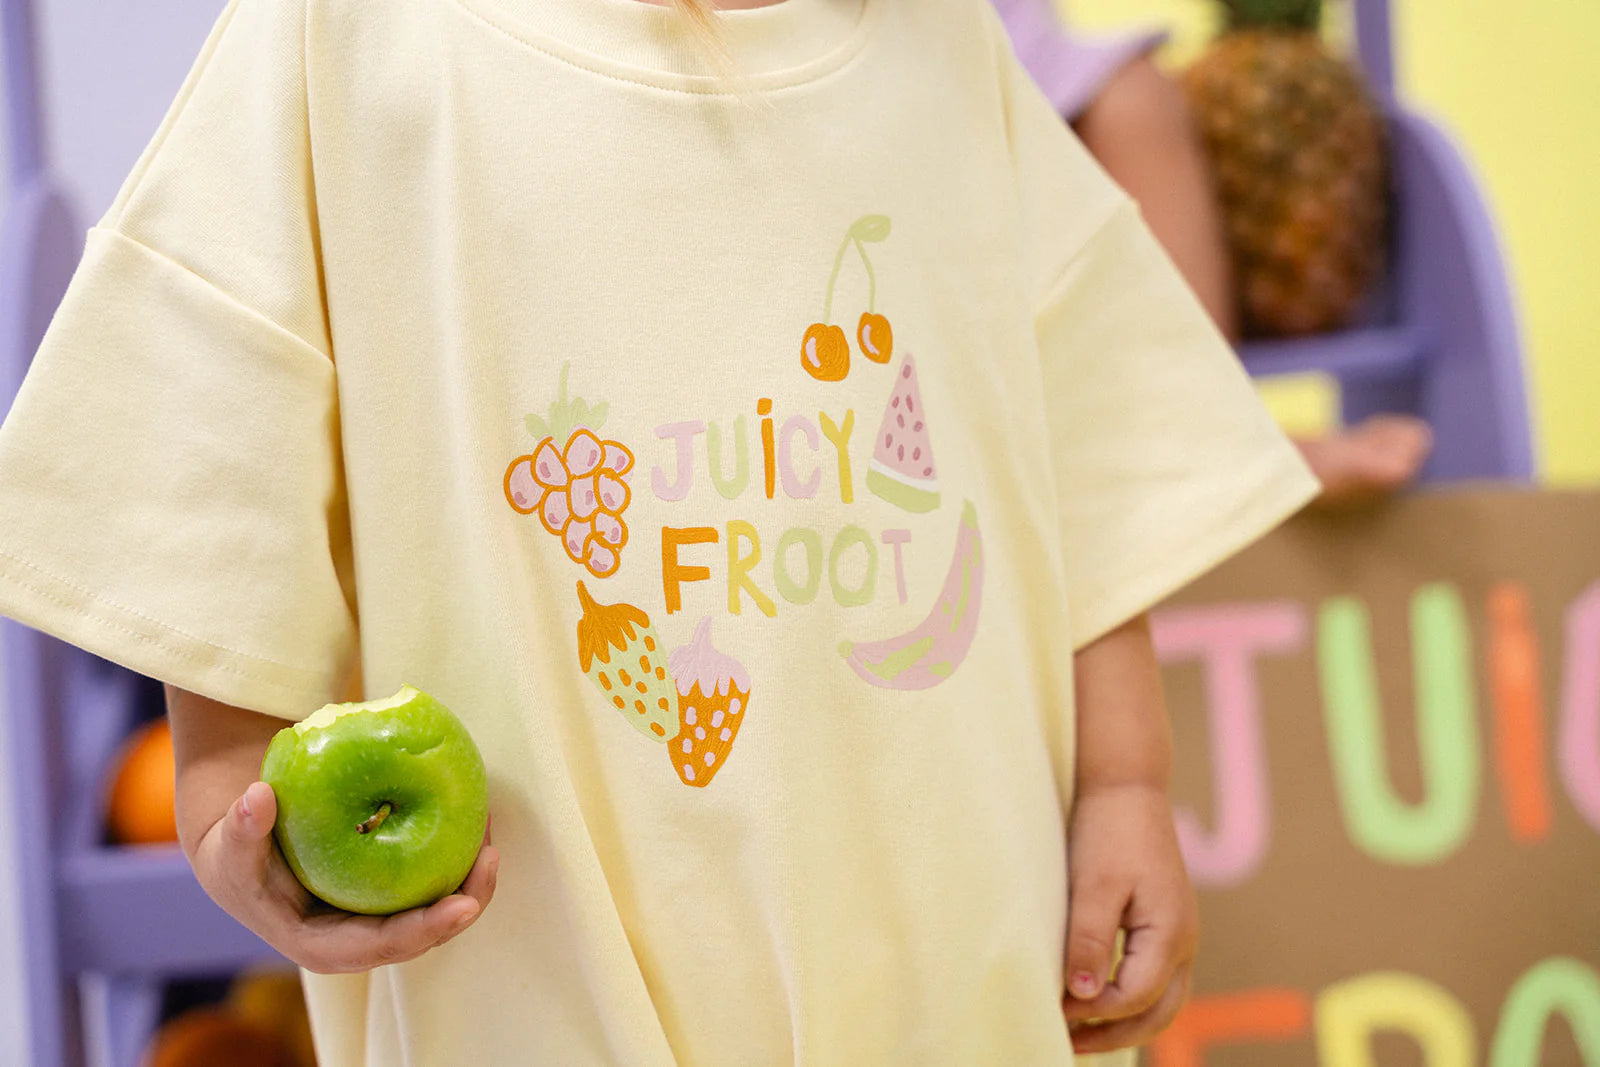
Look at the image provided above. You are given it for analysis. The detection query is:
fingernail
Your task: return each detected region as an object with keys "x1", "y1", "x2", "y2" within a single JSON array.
[
  {"x1": 239, "y1": 791, "x2": 253, "y2": 819},
  {"x1": 1070, "y1": 972, "x2": 1100, "y2": 998},
  {"x1": 454, "y1": 904, "x2": 479, "y2": 930}
]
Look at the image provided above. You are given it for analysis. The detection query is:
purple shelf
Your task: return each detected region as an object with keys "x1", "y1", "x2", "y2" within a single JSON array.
[
  {"x1": 1240, "y1": 326, "x2": 1429, "y2": 382},
  {"x1": 57, "y1": 847, "x2": 281, "y2": 977}
]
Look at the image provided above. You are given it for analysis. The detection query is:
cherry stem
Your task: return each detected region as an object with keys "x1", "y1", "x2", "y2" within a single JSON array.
[
  {"x1": 853, "y1": 235, "x2": 877, "y2": 314},
  {"x1": 357, "y1": 802, "x2": 393, "y2": 835},
  {"x1": 822, "y1": 229, "x2": 853, "y2": 325}
]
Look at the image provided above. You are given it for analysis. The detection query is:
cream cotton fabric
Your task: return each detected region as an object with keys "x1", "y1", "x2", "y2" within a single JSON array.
[{"x1": 0, "y1": 0, "x2": 1315, "y2": 1062}]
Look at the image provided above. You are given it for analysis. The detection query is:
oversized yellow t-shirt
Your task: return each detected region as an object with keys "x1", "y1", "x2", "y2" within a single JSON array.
[{"x1": 0, "y1": 0, "x2": 1317, "y2": 1062}]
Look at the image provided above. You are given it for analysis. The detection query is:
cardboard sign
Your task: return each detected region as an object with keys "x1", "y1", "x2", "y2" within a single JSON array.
[{"x1": 1148, "y1": 489, "x2": 1600, "y2": 1066}]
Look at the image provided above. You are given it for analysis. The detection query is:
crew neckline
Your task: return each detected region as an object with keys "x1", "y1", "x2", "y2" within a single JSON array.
[{"x1": 454, "y1": 0, "x2": 880, "y2": 93}]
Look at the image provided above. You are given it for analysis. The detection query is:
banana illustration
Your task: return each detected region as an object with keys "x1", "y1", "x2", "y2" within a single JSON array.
[{"x1": 840, "y1": 501, "x2": 983, "y2": 689}]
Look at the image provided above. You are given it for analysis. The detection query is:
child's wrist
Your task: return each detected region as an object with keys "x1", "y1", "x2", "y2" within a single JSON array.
[
  {"x1": 1074, "y1": 771, "x2": 1171, "y2": 801},
  {"x1": 1075, "y1": 741, "x2": 1172, "y2": 799}
]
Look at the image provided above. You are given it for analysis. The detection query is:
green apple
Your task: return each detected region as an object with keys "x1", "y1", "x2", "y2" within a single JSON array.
[{"x1": 261, "y1": 685, "x2": 489, "y2": 915}]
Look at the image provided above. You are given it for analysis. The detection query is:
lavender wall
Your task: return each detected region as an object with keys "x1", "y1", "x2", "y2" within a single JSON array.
[
  {"x1": 37, "y1": 1, "x2": 220, "y2": 217},
  {"x1": 2, "y1": 4, "x2": 225, "y2": 1062}
]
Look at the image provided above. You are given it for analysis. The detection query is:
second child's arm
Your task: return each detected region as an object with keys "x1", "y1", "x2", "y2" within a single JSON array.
[
  {"x1": 168, "y1": 686, "x2": 499, "y2": 973},
  {"x1": 1061, "y1": 616, "x2": 1199, "y2": 1054}
]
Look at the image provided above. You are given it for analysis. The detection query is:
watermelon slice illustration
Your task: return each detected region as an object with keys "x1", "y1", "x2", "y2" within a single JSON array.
[{"x1": 866, "y1": 353, "x2": 940, "y2": 514}]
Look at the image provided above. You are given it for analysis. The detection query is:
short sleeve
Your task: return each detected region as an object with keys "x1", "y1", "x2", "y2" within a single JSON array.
[
  {"x1": 992, "y1": 16, "x2": 1131, "y2": 310},
  {"x1": 0, "y1": 0, "x2": 357, "y2": 719},
  {"x1": 1040, "y1": 202, "x2": 1319, "y2": 647},
  {"x1": 985, "y1": 16, "x2": 1317, "y2": 646}
]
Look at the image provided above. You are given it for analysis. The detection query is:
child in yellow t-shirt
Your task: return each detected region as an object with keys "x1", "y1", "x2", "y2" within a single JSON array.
[{"x1": 0, "y1": 0, "x2": 1317, "y2": 1062}]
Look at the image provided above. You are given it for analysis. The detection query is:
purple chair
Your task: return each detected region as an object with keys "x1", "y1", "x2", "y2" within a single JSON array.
[
  {"x1": 1237, "y1": 0, "x2": 1533, "y2": 480},
  {"x1": 1, "y1": 2, "x2": 283, "y2": 1066},
  {"x1": 0, "y1": 0, "x2": 1531, "y2": 1064}
]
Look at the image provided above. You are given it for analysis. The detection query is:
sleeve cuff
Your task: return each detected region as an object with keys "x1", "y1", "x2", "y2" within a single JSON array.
[
  {"x1": 1068, "y1": 457, "x2": 1320, "y2": 649},
  {"x1": 0, "y1": 550, "x2": 346, "y2": 720}
]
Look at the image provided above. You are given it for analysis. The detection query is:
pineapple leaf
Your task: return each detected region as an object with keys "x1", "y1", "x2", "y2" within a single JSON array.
[
  {"x1": 587, "y1": 401, "x2": 609, "y2": 431},
  {"x1": 1222, "y1": 0, "x2": 1321, "y2": 31},
  {"x1": 525, "y1": 413, "x2": 551, "y2": 441},
  {"x1": 570, "y1": 398, "x2": 591, "y2": 430}
]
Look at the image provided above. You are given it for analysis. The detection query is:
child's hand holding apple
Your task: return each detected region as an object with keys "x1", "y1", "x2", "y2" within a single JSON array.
[{"x1": 169, "y1": 685, "x2": 498, "y2": 974}]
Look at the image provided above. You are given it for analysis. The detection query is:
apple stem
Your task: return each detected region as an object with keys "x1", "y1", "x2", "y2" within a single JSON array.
[{"x1": 357, "y1": 802, "x2": 393, "y2": 835}]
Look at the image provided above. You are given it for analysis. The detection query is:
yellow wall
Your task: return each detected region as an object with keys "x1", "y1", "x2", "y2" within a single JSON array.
[{"x1": 1066, "y1": 0, "x2": 1600, "y2": 485}]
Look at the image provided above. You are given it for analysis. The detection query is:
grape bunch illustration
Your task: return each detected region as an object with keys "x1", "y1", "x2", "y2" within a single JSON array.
[{"x1": 504, "y1": 365, "x2": 635, "y2": 579}]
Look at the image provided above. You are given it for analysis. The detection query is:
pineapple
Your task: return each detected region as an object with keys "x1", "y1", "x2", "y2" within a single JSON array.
[
  {"x1": 1184, "y1": 0, "x2": 1389, "y2": 337},
  {"x1": 575, "y1": 581, "x2": 678, "y2": 741}
]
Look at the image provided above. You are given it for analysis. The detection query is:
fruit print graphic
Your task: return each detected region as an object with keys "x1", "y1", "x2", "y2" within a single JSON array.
[
  {"x1": 801, "y1": 323, "x2": 850, "y2": 383},
  {"x1": 575, "y1": 582, "x2": 678, "y2": 741},
  {"x1": 841, "y1": 501, "x2": 983, "y2": 689},
  {"x1": 858, "y1": 311, "x2": 893, "y2": 365},
  {"x1": 867, "y1": 353, "x2": 940, "y2": 514},
  {"x1": 666, "y1": 618, "x2": 752, "y2": 787},
  {"x1": 505, "y1": 364, "x2": 636, "y2": 579},
  {"x1": 801, "y1": 214, "x2": 894, "y2": 382}
]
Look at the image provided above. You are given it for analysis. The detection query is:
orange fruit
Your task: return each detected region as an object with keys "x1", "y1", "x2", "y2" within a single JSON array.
[
  {"x1": 800, "y1": 323, "x2": 849, "y2": 382},
  {"x1": 142, "y1": 1008, "x2": 298, "y2": 1067},
  {"x1": 857, "y1": 312, "x2": 893, "y2": 364},
  {"x1": 108, "y1": 719, "x2": 178, "y2": 846},
  {"x1": 228, "y1": 970, "x2": 318, "y2": 1067}
]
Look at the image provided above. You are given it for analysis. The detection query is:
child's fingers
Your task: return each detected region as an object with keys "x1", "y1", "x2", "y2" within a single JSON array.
[
  {"x1": 298, "y1": 894, "x2": 481, "y2": 974},
  {"x1": 204, "y1": 782, "x2": 278, "y2": 889},
  {"x1": 455, "y1": 843, "x2": 501, "y2": 913},
  {"x1": 224, "y1": 782, "x2": 278, "y2": 840},
  {"x1": 1063, "y1": 874, "x2": 1128, "y2": 1003},
  {"x1": 196, "y1": 786, "x2": 492, "y2": 973},
  {"x1": 1069, "y1": 964, "x2": 1191, "y2": 1055},
  {"x1": 1062, "y1": 920, "x2": 1177, "y2": 1023}
]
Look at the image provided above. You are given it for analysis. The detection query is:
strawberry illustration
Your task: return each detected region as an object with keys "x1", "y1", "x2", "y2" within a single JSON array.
[
  {"x1": 505, "y1": 364, "x2": 635, "y2": 579},
  {"x1": 666, "y1": 618, "x2": 751, "y2": 787},
  {"x1": 576, "y1": 581, "x2": 677, "y2": 741}
]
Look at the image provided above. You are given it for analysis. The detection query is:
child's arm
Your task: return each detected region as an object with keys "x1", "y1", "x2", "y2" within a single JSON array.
[
  {"x1": 167, "y1": 686, "x2": 500, "y2": 972},
  {"x1": 1061, "y1": 616, "x2": 1198, "y2": 1054}
]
